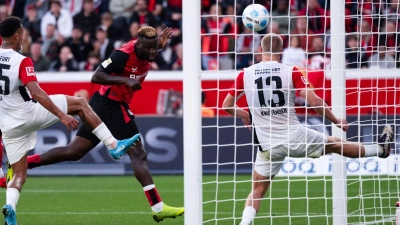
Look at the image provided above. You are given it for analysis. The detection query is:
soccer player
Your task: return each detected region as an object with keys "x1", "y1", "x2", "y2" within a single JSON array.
[
  {"x1": 0, "y1": 132, "x2": 6, "y2": 188},
  {"x1": 222, "y1": 33, "x2": 394, "y2": 225},
  {"x1": 9, "y1": 26, "x2": 184, "y2": 222},
  {"x1": 0, "y1": 16, "x2": 141, "y2": 225}
]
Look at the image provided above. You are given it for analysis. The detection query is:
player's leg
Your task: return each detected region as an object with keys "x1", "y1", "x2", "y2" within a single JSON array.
[
  {"x1": 64, "y1": 95, "x2": 141, "y2": 160},
  {"x1": 324, "y1": 125, "x2": 394, "y2": 158},
  {"x1": 240, "y1": 148, "x2": 283, "y2": 225},
  {"x1": 0, "y1": 132, "x2": 6, "y2": 188}
]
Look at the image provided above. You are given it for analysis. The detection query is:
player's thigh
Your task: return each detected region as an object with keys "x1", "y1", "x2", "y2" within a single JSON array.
[
  {"x1": 254, "y1": 147, "x2": 286, "y2": 177},
  {"x1": 28, "y1": 94, "x2": 68, "y2": 131},
  {"x1": 2, "y1": 129, "x2": 36, "y2": 165},
  {"x1": 289, "y1": 127, "x2": 327, "y2": 158}
]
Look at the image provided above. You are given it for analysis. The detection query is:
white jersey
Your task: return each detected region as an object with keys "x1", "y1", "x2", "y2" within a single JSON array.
[
  {"x1": 230, "y1": 61, "x2": 310, "y2": 150},
  {"x1": 0, "y1": 49, "x2": 38, "y2": 132}
]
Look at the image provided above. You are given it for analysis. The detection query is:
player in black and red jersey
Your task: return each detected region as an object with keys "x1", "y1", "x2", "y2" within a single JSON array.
[{"x1": 7, "y1": 26, "x2": 183, "y2": 222}]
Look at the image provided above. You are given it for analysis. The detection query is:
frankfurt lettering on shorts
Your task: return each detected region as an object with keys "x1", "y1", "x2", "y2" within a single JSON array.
[{"x1": 261, "y1": 108, "x2": 287, "y2": 116}]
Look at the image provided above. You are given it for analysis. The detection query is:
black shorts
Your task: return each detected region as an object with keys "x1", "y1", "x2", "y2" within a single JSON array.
[{"x1": 76, "y1": 92, "x2": 139, "y2": 146}]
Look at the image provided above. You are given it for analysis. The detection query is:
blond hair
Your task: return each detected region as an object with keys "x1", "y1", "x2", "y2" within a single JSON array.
[
  {"x1": 138, "y1": 26, "x2": 157, "y2": 39},
  {"x1": 261, "y1": 33, "x2": 283, "y2": 53}
]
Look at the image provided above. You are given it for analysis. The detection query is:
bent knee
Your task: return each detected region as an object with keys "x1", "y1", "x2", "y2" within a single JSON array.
[{"x1": 326, "y1": 136, "x2": 343, "y2": 153}]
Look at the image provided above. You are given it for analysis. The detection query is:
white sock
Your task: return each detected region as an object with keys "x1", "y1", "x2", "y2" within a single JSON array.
[
  {"x1": 240, "y1": 206, "x2": 256, "y2": 225},
  {"x1": 92, "y1": 123, "x2": 117, "y2": 150},
  {"x1": 0, "y1": 168, "x2": 4, "y2": 178},
  {"x1": 143, "y1": 184, "x2": 164, "y2": 213},
  {"x1": 6, "y1": 188, "x2": 20, "y2": 212},
  {"x1": 364, "y1": 144, "x2": 382, "y2": 157}
]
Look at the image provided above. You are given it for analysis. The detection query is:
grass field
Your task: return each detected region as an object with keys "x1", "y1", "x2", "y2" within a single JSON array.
[{"x1": 0, "y1": 175, "x2": 398, "y2": 225}]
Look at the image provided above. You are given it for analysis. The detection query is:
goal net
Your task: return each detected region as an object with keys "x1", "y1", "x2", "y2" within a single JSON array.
[{"x1": 185, "y1": 0, "x2": 400, "y2": 224}]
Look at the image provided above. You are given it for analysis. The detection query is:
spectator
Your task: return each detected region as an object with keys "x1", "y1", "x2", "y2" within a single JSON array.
[
  {"x1": 201, "y1": 3, "x2": 234, "y2": 70},
  {"x1": 130, "y1": 0, "x2": 160, "y2": 28},
  {"x1": 49, "y1": 45, "x2": 79, "y2": 71},
  {"x1": 0, "y1": 5, "x2": 7, "y2": 21},
  {"x1": 41, "y1": 23, "x2": 57, "y2": 57},
  {"x1": 282, "y1": 36, "x2": 306, "y2": 68},
  {"x1": 358, "y1": 19, "x2": 377, "y2": 58},
  {"x1": 122, "y1": 22, "x2": 139, "y2": 43},
  {"x1": 164, "y1": 0, "x2": 182, "y2": 29},
  {"x1": 63, "y1": 25, "x2": 93, "y2": 69},
  {"x1": 271, "y1": 0, "x2": 296, "y2": 35},
  {"x1": 22, "y1": 4, "x2": 42, "y2": 42},
  {"x1": 148, "y1": 0, "x2": 163, "y2": 22},
  {"x1": 385, "y1": 0, "x2": 400, "y2": 27},
  {"x1": 108, "y1": 0, "x2": 136, "y2": 29},
  {"x1": 93, "y1": 25, "x2": 115, "y2": 61},
  {"x1": 236, "y1": 24, "x2": 261, "y2": 69},
  {"x1": 84, "y1": 52, "x2": 100, "y2": 71},
  {"x1": 46, "y1": 33, "x2": 66, "y2": 62},
  {"x1": 345, "y1": 35, "x2": 368, "y2": 69},
  {"x1": 100, "y1": 12, "x2": 124, "y2": 42},
  {"x1": 41, "y1": 0, "x2": 73, "y2": 39},
  {"x1": 171, "y1": 43, "x2": 183, "y2": 70},
  {"x1": 25, "y1": 0, "x2": 49, "y2": 18},
  {"x1": 21, "y1": 28, "x2": 32, "y2": 56},
  {"x1": 378, "y1": 20, "x2": 399, "y2": 58},
  {"x1": 30, "y1": 42, "x2": 51, "y2": 72},
  {"x1": 2, "y1": 0, "x2": 25, "y2": 18},
  {"x1": 308, "y1": 36, "x2": 331, "y2": 70},
  {"x1": 201, "y1": 91, "x2": 215, "y2": 118},
  {"x1": 368, "y1": 45, "x2": 396, "y2": 69},
  {"x1": 73, "y1": 0, "x2": 100, "y2": 39},
  {"x1": 298, "y1": 0, "x2": 330, "y2": 34},
  {"x1": 60, "y1": 0, "x2": 83, "y2": 16},
  {"x1": 291, "y1": 16, "x2": 315, "y2": 52}
]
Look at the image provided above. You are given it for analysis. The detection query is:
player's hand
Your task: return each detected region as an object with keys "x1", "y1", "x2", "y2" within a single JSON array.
[
  {"x1": 336, "y1": 118, "x2": 349, "y2": 132},
  {"x1": 158, "y1": 27, "x2": 173, "y2": 49},
  {"x1": 60, "y1": 114, "x2": 79, "y2": 133},
  {"x1": 242, "y1": 114, "x2": 251, "y2": 130},
  {"x1": 126, "y1": 79, "x2": 142, "y2": 90}
]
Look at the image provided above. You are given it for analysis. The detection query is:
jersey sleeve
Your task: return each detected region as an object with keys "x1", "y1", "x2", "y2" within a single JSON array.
[
  {"x1": 228, "y1": 71, "x2": 244, "y2": 97},
  {"x1": 99, "y1": 50, "x2": 130, "y2": 75},
  {"x1": 292, "y1": 67, "x2": 310, "y2": 94},
  {"x1": 19, "y1": 57, "x2": 37, "y2": 85}
]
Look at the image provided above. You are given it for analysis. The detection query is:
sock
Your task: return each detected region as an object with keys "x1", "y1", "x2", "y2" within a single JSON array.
[
  {"x1": 6, "y1": 188, "x2": 19, "y2": 211},
  {"x1": 91, "y1": 123, "x2": 117, "y2": 150},
  {"x1": 143, "y1": 184, "x2": 163, "y2": 212},
  {"x1": 364, "y1": 144, "x2": 382, "y2": 157},
  {"x1": 0, "y1": 139, "x2": 3, "y2": 178},
  {"x1": 27, "y1": 154, "x2": 42, "y2": 169},
  {"x1": 241, "y1": 206, "x2": 256, "y2": 225}
]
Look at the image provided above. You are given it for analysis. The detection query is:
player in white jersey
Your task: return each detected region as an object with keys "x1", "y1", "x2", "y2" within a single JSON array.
[
  {"x1": 0, "y1": 17, "x2": 141, "y2": 225},
  {"x1": 222, "y1": 33, "x2": 394, "y2": 225}
]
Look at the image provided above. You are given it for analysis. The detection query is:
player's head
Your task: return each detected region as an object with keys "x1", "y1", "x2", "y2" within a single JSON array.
[
  {"x1": 261, "y1": 33, "x2": 283, "y2": 58},
  {"x1": 0, "y1": 16, "x2": 24, "y2": 51},
  {"x1": 136, "y1": 26, "x2": 158, "y2": 62}
]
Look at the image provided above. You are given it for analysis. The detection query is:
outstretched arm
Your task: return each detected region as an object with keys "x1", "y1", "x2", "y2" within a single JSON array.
[{"x1": 299, "y1": 89, "x2": 348, "y2": 131}]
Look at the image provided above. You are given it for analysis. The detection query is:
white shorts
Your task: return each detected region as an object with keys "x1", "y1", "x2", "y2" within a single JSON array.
[
  {"x1": 254, "y1": 127, "x2": 328, "y2": 177},
  {"x1": 2, "y1": 95, "x2": 68, "y2": 164}
]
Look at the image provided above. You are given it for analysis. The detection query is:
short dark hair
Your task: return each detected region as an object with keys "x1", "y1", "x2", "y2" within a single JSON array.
[{"x1": 0, "y1": 16, "x2": 22, "y2": 38}]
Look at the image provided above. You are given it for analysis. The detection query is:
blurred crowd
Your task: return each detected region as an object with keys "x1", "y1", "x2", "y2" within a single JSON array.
[{"x1": 1, "y1": 0, "x2": 398, "y2": 72}]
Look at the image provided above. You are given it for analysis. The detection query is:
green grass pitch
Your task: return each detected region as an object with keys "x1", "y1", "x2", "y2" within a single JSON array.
[{"x1": 0, "y1": 175, "x2": 398, "y2": 225}]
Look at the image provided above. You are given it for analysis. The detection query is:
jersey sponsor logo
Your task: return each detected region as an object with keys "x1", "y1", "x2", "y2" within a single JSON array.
[
  {"x1": 26, "y1": 67, "x2": 35, "y2": 76},
  {"x1": 0, "y1": 56, "x2": 10, "y2": 62},
  {"x1": 101, "y1": 58, "x2": 112, "y2": 68},
  {"x1": 261, "y1": 108, "x2": 287, "y2": 116},
  {"x1": 130, "y1": 72, "x2": 148, "y2": 80},
  {"x1": 301, "y1": 76, "x2": 309, "y2": 85},
  {"x1": 255, "y1": 68, "x2": 280, "y2": 75}
]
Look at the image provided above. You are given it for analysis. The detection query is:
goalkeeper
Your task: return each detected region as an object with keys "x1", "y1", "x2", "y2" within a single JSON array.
[{"x1": 222, "y1": 33, "x2": 394, "y2": 225}]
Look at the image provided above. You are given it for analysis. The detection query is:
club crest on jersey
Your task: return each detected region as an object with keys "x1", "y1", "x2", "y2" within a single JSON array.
[
  {"x1": 130, "y1": 72, "x2": 148, "y2": 80},
  {"x1": 132, "y1": 67, "x2": 137, "y2": 72},
  {"x1": 101, "y1": 58, "x2": 112, "y2": 68},
  {"x1": 301, "y1": 76, "x2": 309, "y2": 84},
  {"x1": 26, "y1": 67, "x2": 35, "y2": 76}
]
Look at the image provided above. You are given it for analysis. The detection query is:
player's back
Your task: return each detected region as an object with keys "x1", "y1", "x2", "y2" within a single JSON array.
[
  {"x1": 0, "y1": 49, "x2": 36, "y2": 132},
  {"x1": 243, "y1": 61, "x2": 305, "y2": 149}
]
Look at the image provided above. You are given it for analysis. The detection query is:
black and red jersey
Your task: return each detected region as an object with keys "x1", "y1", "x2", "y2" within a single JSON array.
[{"x1": 99, "y1": 40, "x2": 151, "y2": 104}]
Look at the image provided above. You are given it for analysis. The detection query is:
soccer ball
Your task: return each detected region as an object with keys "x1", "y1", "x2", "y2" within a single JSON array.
[{"x1": 242, "y1": 4, "x2": 269, "y2": 32}]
